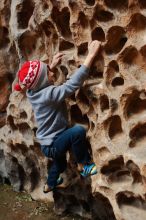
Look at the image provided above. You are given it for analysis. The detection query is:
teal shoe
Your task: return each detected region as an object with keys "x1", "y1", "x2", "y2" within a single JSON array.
[
  {"x1": 56, "y1": 176, "x2": 63, "y2": 185},
  {"x1": 43, "y1": 176, "x2": 63, "y2": 193},
  {"x1": 80, "y1": 163, "x2": 97, "y2": 177}
]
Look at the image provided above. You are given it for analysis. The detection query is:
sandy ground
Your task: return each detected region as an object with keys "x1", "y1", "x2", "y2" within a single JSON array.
[{"x1": 0, "y1": 184, "x2": 82, "y2": 220}]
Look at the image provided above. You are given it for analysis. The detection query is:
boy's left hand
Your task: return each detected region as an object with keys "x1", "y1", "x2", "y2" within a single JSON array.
[{"x1": 50, "y1": 52, "x2": 64, "y2": 71}]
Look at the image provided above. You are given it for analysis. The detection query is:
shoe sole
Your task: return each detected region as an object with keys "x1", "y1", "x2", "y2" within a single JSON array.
[{"x1": 43, "y1": 178, "x2": 68, "y2": 193}]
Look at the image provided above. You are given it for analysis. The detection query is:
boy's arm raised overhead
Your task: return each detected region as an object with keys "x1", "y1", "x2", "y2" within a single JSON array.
[{"x1": 43, "y1": 40, "x2": 101, "y2": 104}]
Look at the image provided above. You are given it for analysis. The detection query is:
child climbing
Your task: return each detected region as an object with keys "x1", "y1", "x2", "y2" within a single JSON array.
[{"x1": 14, "y1": 40, "x2": 101, "y2": 193}]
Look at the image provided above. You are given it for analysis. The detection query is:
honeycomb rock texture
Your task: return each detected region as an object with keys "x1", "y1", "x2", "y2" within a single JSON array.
[{"x1": 1, "y1": 0, "x2": 146, "y2": 219}]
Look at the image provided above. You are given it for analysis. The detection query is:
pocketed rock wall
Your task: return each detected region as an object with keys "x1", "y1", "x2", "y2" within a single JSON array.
[{"x1": 1, "y1": 0, "x2": 146, "y2": 219}]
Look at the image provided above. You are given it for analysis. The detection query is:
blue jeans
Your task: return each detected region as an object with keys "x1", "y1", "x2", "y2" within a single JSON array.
[{"x1": 40, "y1": 125, "x2": 91, "y2": 188}]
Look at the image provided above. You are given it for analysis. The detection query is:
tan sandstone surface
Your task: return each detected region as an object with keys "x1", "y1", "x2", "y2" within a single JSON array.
[{"x1": 0, "y1": 0, "x2": 146, "y2": 219}]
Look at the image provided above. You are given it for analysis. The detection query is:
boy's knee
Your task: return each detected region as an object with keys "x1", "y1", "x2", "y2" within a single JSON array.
[{"x1": 73, "y1": 124, "x2": 86, "y2": 137}]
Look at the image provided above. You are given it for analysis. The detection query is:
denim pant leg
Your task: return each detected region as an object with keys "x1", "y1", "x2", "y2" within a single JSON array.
[
  {"x1": 47, "y1": 155, "x2": 67, "y2": 187},
  {"x1": 40, "y1": 144, "x2": 67, "y2": 188},
  {"x1": 52, "y1": 124, "x2": 91, "y2": 164},
  {"x1": 41, "y1": 124, "x2": 91, "y2": 188},
  {"x1": 40, "y1": 144, "x2": 56, "y2": 158}
]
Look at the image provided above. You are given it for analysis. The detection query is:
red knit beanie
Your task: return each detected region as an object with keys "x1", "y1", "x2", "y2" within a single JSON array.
[{"x1": 14, "y1": 60, "x2": 41, "y2": 91}]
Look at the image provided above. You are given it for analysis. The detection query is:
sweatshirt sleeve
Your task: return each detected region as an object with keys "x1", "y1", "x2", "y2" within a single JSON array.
[{"x1": 43, "y1": 65, "x2": 89, "y2": 104}]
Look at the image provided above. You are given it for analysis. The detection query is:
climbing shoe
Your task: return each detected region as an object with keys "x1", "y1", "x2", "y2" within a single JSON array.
[
  {"x1": 43, "y1": 176, "x2": 63, "y2": 193},
  {"x1": 80, "y1": 163, "x2": 97, "y2": 177}
]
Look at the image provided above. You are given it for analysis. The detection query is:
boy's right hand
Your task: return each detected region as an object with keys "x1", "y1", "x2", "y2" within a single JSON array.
[
  {"x1": 83, "y1": 40, "x2": 101, "y2": 68},
  {"x1": 50, "y1": 52, "x2": 64, "y2": 71},
  {"x1": 88, "y1": 40, "x2": 101, "y2": 58}
]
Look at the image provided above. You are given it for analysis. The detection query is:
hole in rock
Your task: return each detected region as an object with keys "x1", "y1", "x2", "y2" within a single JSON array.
[
  {"x1": 11, "y1": 156, "x2": 18, "y2": 163},
  {"x1": 68, "y1": 60, "x2": 76, "y2": 72},
  {"x1": 90, "y1": 67, "x2": 103, "y2": 78},
  {"x1": 17, "y1": 0, "x2": 35, "y2": 29},
  {"x1": 42, "y1": 20, "x2": 56, "y2": 37},
  {"x1": 108, "y1": 115, "x2": 123, "y2": 139},
  {"x1": 76, "y1": 89, "x2": 90, "y2": 115},
  {"x1": 7, "y1": 155, "x2": 26, "y2": 191},
  {"x1": 90, "y1": 192, "x2": 116, "y2": 220},
  {"x1": 126, "y1": 160, "x2": 142, "y2": 183},
  {"x1": 129, "y1": 123, "x2": 146, "y2": 143},
  {"x1": 70, "y1": 105, "x2": 89, "y2": 127},
  {"x1": 138, "y1": 0, "x2": 146, "y2": 8},
  {"x1": 25, "y1": 157, "x2": 40, "y2": 191},
  {"x1": 42, "y1": 2, "x2": 49, "y2": 10},
  {"x1": 68, "y1": 59, "x2": 76, "y2": 67},
  {"x1": 125, "y1": 91, "x2": 146, "y2": 118},
  {"x1": 59, "y1": 39, "x2": 74, "y2": 51},
  {"x1": 78, "y1": 12, "x2": 88, "y2": 28},
  {"x1": 0, "y1": 110, "x2": 7, "y2": 124},
  {"x1": 10, "y1": 143, "x2": 28, "y2": 155},
  {"x1": 101, "y1": 156, "x2": 124, "y2": 174},
  {"x1": 89, "y1": 121, "x2": 95, "y2": 132},
  {"x1": 0, "y1": 112, "x2": 7, "y2": 118},
  {"x1": 4, "y1": 178, "x2": 11, "y2": 185},
  {"x1": 49, "y1": 67, "x2": 60, "y2": 82},
  {"x1": 84, "y1": 0, "x2": 95, "y2": 6},
  {"x1": 108, "y1": 170, "x2": 132, "y2": 184},
  {"x1": 0, "y1": 149, "x2": 4, "y2": 159},
  {"x1": 100, "y1": 95, "x2": 109, "y2": 112},
  {"x1": 140, "y1": 45, "x2": 146, "y2": 57},
  {"x1": 112, "y1": 77, "x2": 124, "y2": 87},
  {"x1": 116, "y1": 191, "x2": 146, "y2": 214},
  {"x1": 58, "y1": 195, "x2": 81, "y2": 212},
  {"x1": 17, "y1": 164, "x2": 26, "y2": 191},
  {"x1": 92, "y1": 27, "x2": 105, "y2": 42},
  {"x1": 109, "y1": 60, "x2": 119, "y2": 72},
  {"x1": 68, "y1": 1, "x2": 78, "y2": 11},
  {"x1": 30, "y1": 168, "x2": 40, "y2": 191},
  {"x1": 80, "y1": 201, "x2": 90, "y2": 212},
  {"x1": 51, "y1": 7, "x2": 72, "y2": 38},
  {"x1": 104, "y1": 0, "x2": 128, "y2": 10},
  {"x1": 7, "y1": 72, "x2": 14, "y2": 84},
  {"x1": 78, "y1": 42, "x2": 88, "y2": 56},
  {"x1": 128, "y1": 13, "x2": 146, "y2": 31},
  {"x1": 119, "y1": 46, "x2": 138, "y2": 64},
  {"x1": 69, "y1": 94, "x2": 76, "y2": 103},
  {"x1": 19, "y1": 32, "x2": 38, "y2": 58},
  {"x1": 20, "y1": 111, "x2": 27, "y2": 119},
  {"x1": 116, "y1": 191, "x2": 136, "y2": 205},
  {"x1": 129, "y1": 136, "x2": 141, "y2": 148},
  {"x1": 7, "y1": 115, "x2": 17, "y2": 130},
  {"x1": 90, "y1": 54, "x2": 104, "y2": 78},
  {"x1": 94, "y1": 5, "x2": 114, "y2": 22},
  {"x1": 17, "y1": 122, "x2": 31, "y2": 133},
  {"x1": 52, "y1": 33, "x2": 58, "y2": 49},
  {"x1": 106, "y1": 61, "x2": 120, "y2": 87},
  {"x1": 60, "y1": 65, "x2": 68, "y2": 76},
  {"x1": 0, "y1": 27, "x2": 10, "y2": 49},
  {"x1": 86, "y1": 90, "x2": 98, "y2": 104},
  {"x1": 76, "y1": 89, "x2": 90, "y2": 108},
  {"x1": 105, "y1": 26, "x2": 127, "y2": 54},
  {"x1": 33, "y1": 127, "x2": 37, "y2": 135}
]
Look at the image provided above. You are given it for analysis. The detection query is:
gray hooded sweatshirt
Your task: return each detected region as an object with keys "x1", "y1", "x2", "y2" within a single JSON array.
[{"x1": 26, "y1": 62, "x2": 89, "y2": 146}]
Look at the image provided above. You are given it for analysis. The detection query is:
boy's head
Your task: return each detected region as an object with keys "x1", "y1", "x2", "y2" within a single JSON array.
[{"x1": 14, "y1": 60, "x2": 54, "y2": 92}]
